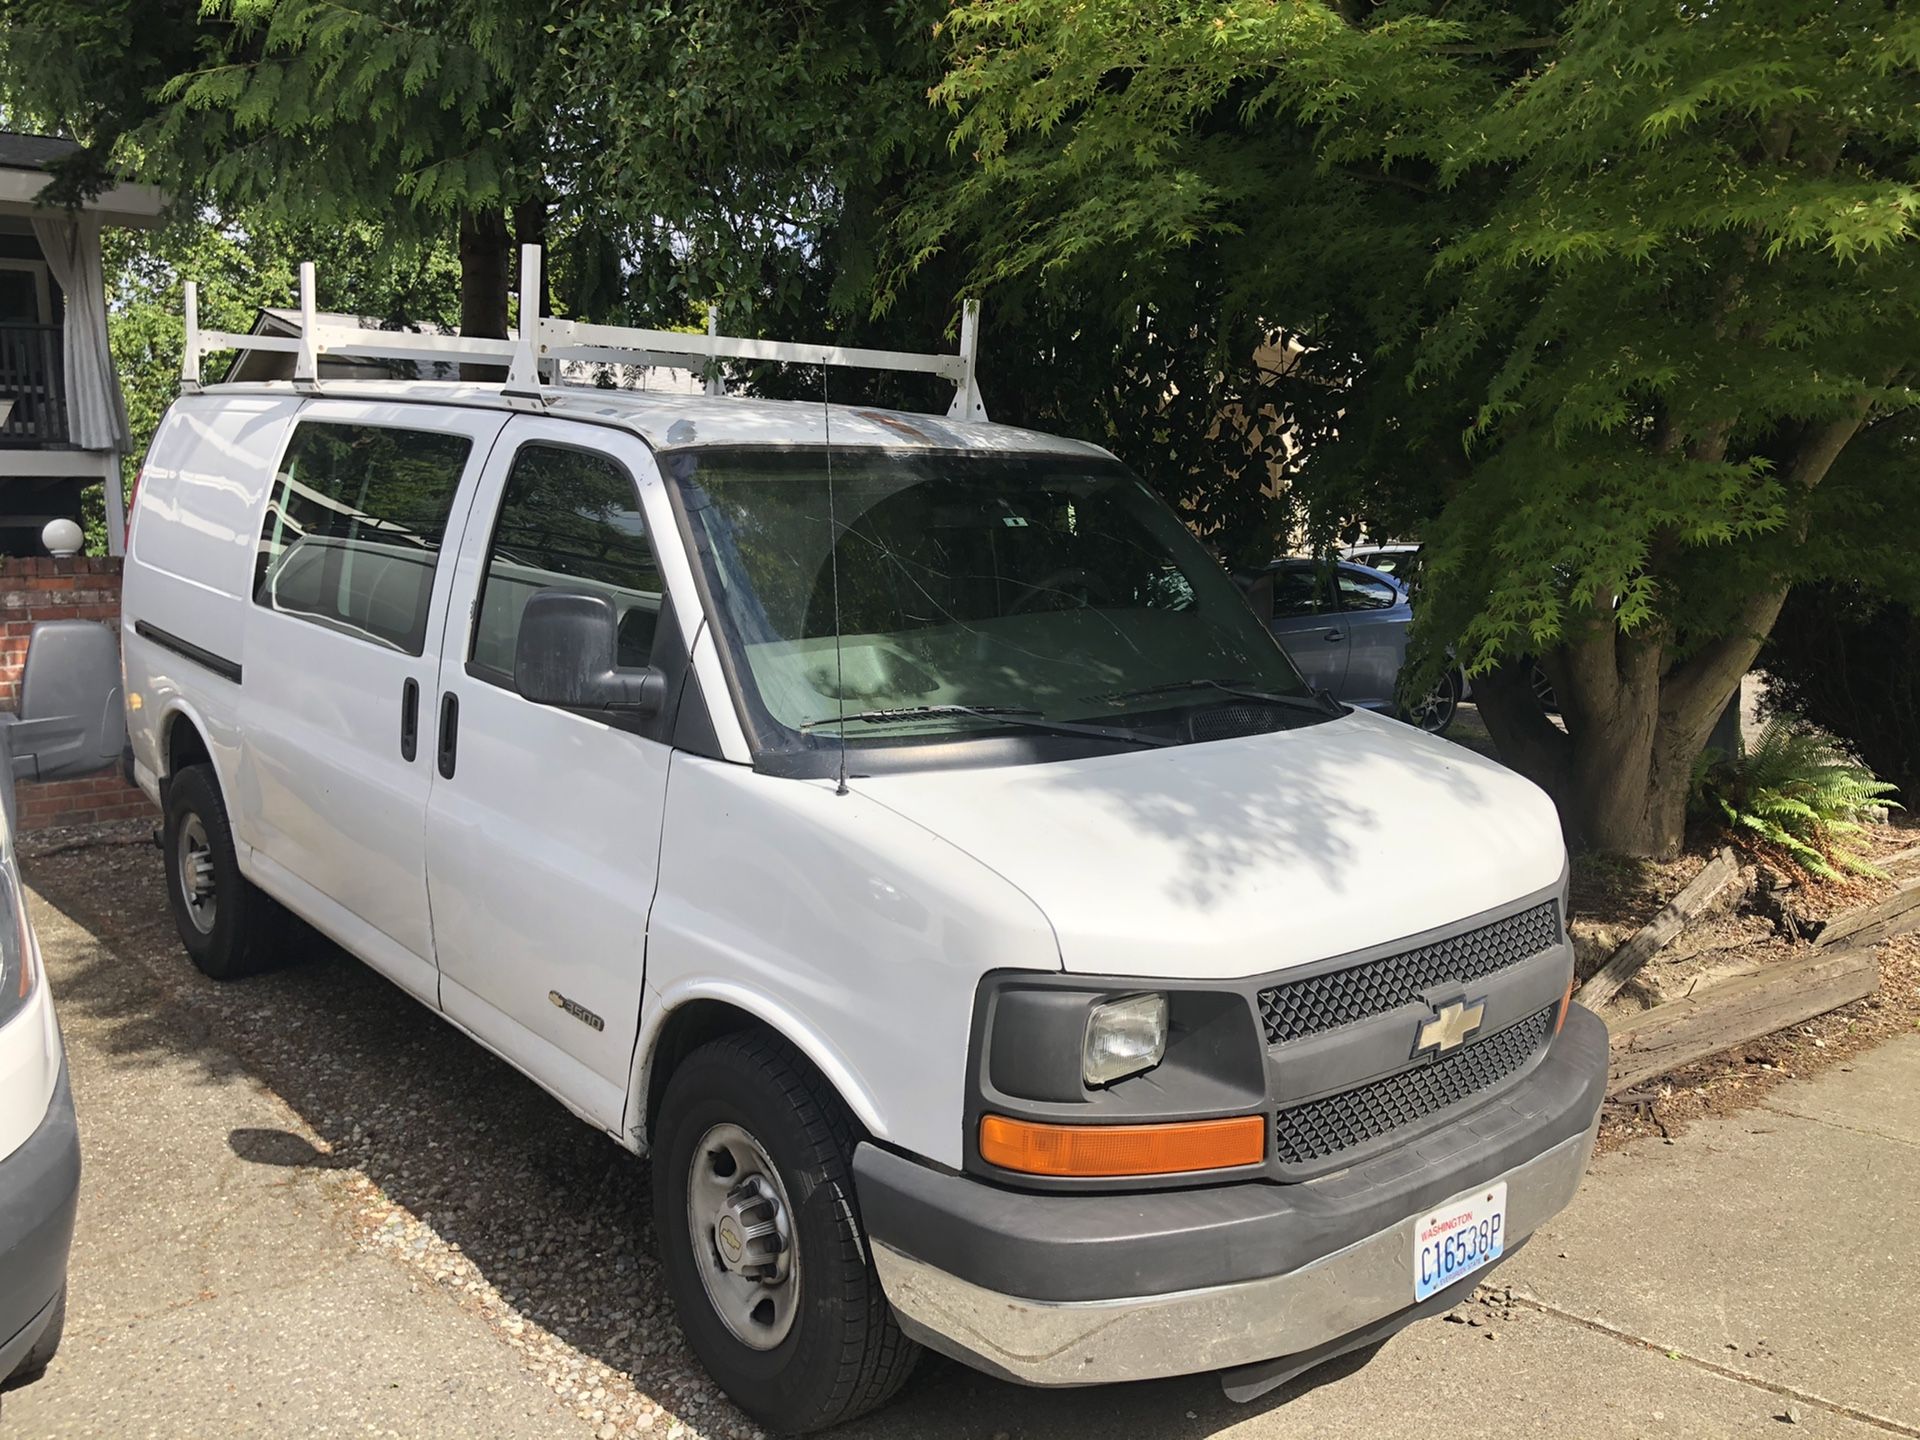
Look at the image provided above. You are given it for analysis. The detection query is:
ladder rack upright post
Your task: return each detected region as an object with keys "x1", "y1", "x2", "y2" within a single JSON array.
[
  {"x1": 181, "y1": 282, "x2": 201, "y2": 391},
  {"x1": 294, "y1": 261, "x2": 320, "y2": 390},
  {"x1": 504, "y1": 244, "x2": 546, "y2": 402}
]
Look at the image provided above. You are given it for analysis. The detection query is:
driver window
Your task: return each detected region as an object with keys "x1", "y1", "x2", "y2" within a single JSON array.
[
  {"x1": 1271, "y1": 566, "x2": 1323, "y2": 619},
  {"x1": 469, "y1": 444, "x2": 663, "y2": 685}
]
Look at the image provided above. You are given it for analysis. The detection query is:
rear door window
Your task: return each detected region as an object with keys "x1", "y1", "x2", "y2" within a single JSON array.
[
  {"x1": 254, "y1": 420, "x2": 472, "y2": 655},
  {"x1": 468, "y1": 443, "x2": 662, "y2": 684}
]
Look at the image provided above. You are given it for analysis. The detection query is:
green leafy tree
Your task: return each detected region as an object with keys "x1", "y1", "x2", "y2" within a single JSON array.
[
  {"x1": 542, "y1": 0, "x2": 1304, "y2": 551},
  {"x1": 0, "y1": 0, "x2": 566, "y2": 338},
  {"x1": 107, "y1": 211, "x2": 459, "y2": 465},
  {"x1": 909, "y1": 0, "x2": 1920, "y2": 856}
]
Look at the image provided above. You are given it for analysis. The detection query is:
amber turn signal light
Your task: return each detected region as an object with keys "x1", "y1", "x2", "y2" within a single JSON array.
[
  {"x1": 978, "y1": 1113, "x2": 1266, "y2": 1178},
  {"x1": 1554, "y1": 972, "x2": 1576, "y2": 1035}
]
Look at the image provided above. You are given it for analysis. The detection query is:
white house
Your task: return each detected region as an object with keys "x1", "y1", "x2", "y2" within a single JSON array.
[{"x1": 0, "y1": 131, "x2": 165, "y2": 556}]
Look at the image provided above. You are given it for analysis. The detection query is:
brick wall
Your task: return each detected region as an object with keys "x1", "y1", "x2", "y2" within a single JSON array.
[
  {"x1": 2, "y1": 556, "x2": 153, "y2": 831},
  {"x1": 0, "y1": 556, "x2": 124, "y2": 707},
  {"x1": 15, "y1": 773, "x2": 154, "y2": 830}
]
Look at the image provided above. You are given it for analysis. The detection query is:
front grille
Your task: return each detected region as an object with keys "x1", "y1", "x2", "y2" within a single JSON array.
[
  {"x1": 1257, "y1": 901, "x2": 1560, "y2": 1046},
  {"x1": 1272, "y1": 1005, "x2": 1558, "y2": 1166}
]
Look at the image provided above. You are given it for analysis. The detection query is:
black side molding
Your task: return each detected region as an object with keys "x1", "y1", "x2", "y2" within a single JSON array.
[{"x1": 132, "y1": 621, "x2": 243, "y2": 685}]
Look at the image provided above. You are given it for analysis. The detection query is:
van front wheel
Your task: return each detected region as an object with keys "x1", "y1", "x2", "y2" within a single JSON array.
[
  {"x1": 163, "y1": 764, "x2": 285, "y2": 980},
  {"x1": 653, "y1": 1032, "x2": 919, "y2": 1434}
]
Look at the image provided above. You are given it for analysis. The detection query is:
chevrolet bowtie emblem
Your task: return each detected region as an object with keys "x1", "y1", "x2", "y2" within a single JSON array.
[{"x1": 1415, "y1": 998, "x2": 1486, "y2": 1056}]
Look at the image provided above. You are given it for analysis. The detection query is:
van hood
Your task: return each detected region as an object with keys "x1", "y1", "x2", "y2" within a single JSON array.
[{"x1": 854, "y1": 710, "x2": 1566, "y2": 980}]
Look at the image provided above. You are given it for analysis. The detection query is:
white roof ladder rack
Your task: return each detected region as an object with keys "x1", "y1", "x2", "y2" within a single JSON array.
[{"x1": 182, "y1": 244, "x2": 988, "y2": 421}]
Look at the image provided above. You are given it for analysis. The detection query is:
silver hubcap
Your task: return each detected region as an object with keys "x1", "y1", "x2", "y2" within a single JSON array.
[
  {"x1": 1413, "y1": 679, "x2": 1456, "y2": 732},
  {"x1": 687, "y1": 1122, "x2": 798, "y2": 1350},
  {"x1": 177, "y1": 814, "x2": 217, "y2": 935}
]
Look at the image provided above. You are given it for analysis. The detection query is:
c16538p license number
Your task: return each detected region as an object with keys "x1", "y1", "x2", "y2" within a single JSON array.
[{"x1": 1413, "y1": 1181, "x2": 1507, "y2": 1301}]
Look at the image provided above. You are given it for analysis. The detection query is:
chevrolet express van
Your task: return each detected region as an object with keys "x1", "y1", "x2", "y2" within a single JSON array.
[{"x1": 120, "y1": 280, "x2": 1605, "y2": 1433}]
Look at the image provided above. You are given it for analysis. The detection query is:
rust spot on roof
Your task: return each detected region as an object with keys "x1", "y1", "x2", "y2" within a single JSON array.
[{"x1": 853, "y1": 410, "x2": 934, "y2": 443}]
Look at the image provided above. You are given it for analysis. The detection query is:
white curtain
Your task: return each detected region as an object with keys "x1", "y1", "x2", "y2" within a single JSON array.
[{"x1": 29, "y1": 214, "x2": 131, "y2": 453}]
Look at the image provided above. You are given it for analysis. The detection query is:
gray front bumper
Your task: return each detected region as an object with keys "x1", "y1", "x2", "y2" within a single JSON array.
[
  {"x1": 858, "y1": 1004, "x2": 1607, "y2": 1389},
  {"x1": 874, "y1": 1115, "x2": 1594, "y2": 1387}
]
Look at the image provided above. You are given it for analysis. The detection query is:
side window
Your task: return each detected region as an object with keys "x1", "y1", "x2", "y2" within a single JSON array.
[
  {"x1": 470, "y1": 444, "x2": 662, "y2": 683},
  {"x1": 254, "y1": 421, "x2": 472, "y2": 655},
  {"x1": 1337, "y1": 567, "x2": 1400, "y2": 612},
  {"x1": 1271, "y1": 566, "x2": 1324, "y2": 619}
]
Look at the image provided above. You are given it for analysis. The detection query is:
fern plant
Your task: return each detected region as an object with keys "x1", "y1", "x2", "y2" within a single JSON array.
[{"x1": 1692, "y1": 715, "x2": 1901, "y2": 880}]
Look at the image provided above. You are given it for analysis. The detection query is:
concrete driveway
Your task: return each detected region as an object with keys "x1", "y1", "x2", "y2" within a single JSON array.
[{"x1": 6, "y1": 838, "x2": 1917, "y2": 1439}]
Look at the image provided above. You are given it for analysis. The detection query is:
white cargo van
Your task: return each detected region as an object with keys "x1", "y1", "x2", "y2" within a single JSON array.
[{"x1": 120, "y1": 254, "x2": 1605, "y2": 1433}]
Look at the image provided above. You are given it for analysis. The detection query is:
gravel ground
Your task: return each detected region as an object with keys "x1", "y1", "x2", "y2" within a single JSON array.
[{"x1": 23, "y1": 836, "x2": 746, "y2": 1440}]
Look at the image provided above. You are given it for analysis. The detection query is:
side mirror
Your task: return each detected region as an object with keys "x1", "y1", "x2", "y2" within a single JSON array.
[{"x1": 513, "y1": 590, "x2": 665, "y2": 716}]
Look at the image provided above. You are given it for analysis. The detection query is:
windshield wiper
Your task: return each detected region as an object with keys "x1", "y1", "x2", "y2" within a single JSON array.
[
  {"x1": 1098, "y1": 677, "x2": 1343, "y2": 717},
  {"x1": 800, "y1": 704, "x2": 1173, "y2": 747}
]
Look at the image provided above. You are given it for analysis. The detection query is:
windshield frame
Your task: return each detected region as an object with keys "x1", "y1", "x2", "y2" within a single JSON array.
[{"x1": 657, "y1": 443, "x2": 1333, "y2": 779}]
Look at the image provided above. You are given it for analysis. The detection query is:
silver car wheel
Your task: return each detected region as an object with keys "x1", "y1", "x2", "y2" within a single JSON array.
[
  {"x1": 176, "y1": 813, "x2": 218, "y2": 935},
  {"x1": 686, "y1": 1121, "x2": 799, "y2": 1350},
  {"x1": 1411, "y1": 674, "x2": 1459, "y2": 733}
]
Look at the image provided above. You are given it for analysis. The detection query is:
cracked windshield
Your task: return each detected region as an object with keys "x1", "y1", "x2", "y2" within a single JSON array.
[{"x1": 677, "y1": 449, "x2": 1324, "y2": 753}]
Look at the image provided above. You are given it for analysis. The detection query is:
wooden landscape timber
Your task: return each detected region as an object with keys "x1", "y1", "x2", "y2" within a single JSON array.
[
  {"x1": 1576, "y1": 847, "x2": 1741, "y2": 1011},
  {"x1": 1873, "y1": 842, "x2": 1920, "y2": 873},
  {"x1": 1605, "y1": 940, "x2": 1880, "y2": 1095},
  {"x1": 1814, "y1": 875, "x2": 1920, "y2": 951}
]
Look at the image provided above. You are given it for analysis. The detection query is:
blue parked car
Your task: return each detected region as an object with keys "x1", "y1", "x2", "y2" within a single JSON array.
[{"x1": 1242, "y1": 557, "x2": 1462, "y2": 733}]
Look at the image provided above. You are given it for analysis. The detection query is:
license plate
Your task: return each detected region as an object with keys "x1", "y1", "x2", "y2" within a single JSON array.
[{"x1": 1413, "y1": 1181, "x2": 1507, "y2": 1301}]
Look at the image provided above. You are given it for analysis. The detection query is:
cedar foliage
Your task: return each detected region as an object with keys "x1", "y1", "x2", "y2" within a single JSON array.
[{"x1": 906, "y1": 0, "x2": 1920, "y2": 856}]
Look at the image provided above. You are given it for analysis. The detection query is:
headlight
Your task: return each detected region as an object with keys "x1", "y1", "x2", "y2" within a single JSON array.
[
  {"x1": 0, "y1": 859, "x2": 31, "y2": 1029},
  {"x1": 1082, "y1": 992, "x2": 1167, "y2": 1087}
]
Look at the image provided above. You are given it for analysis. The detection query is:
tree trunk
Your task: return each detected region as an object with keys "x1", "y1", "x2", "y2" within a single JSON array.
[
  {"x1": 458, "y1": 207, "x2": 511, "y2": 380},
  {"x1": 1478, "y1": 624, "x2": 1759, "y2": 859},
  {"x1": 1470, "y1": 398, "x2": 1880, "y2": 858},
  {"x1": 1571, "y1": 700, "x2": 1701, "y2": 858}
]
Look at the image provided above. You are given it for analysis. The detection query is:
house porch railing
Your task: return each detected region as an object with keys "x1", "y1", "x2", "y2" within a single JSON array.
[{"x1": 0, "y1": 323, "x2": 70, "y2": 447}]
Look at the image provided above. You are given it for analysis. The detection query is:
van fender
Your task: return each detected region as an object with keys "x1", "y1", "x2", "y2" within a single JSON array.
[
  {"x1": 154, "y1": 696, "x2": 218, "y2": 782},
  {"x1": 626, "y1": 976, "x2": 889, "y2": 1152},
  {"x1": 150, "y1": 697, "x2": 262, "y2": 866}
]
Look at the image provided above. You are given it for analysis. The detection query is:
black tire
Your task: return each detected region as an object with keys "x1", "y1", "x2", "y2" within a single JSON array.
[
  {"x1": 3, "y1": 1286, "x2": 64, "y2": 1391},
  {"x1": 653, "y1": 1031, "x2": 919, "y2": 1434},
  {"x1": 162, "y1": 764, "x2": 287, "y2": 980}
]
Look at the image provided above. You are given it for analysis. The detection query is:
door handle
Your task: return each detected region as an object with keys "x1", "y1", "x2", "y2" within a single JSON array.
[
  {"x1": 437, "y1": 692, "x2": 459, "y2": 779},
  {"x1": 400, "y1": 678, "x2": 419, "y2": 761},
  {"x1": 1323, "y1": 629, "x2": 1345, "y2": 642}
]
